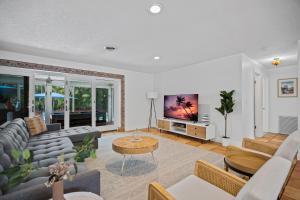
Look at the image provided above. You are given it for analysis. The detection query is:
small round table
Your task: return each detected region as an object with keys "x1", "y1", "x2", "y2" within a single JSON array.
[
  {"x1": 112, "y1": 136, "x2": 159, "y2": 175},
  {"x1": 224, "y1": 152, "x2": 269, "y2": 178},
  {"x1": 51, "y1": 192, "x2": 103, "y2": 200}
]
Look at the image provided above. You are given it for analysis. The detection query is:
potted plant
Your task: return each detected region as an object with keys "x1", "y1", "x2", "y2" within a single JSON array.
[
  {"x1": 0, "y1": 149, "x2": 33, "y2": 192},
  {"x1": 215, "y1": 90, "x2": 235, "y2": 146},
  {"x1": 45, "y1": 155, "x2": 77, "y2": 200},
  {"x1": 74, "y1": 135, "x2": 97, "y2": 162}
]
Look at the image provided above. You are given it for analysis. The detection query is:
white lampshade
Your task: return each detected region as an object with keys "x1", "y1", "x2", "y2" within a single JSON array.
[{"x1": 146, "y1": 91, "x2": 158, "y2": 99}]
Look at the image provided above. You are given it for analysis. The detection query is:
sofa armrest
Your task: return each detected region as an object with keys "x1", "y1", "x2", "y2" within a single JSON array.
[
  {"x1": 194, "y1": 160, "x2": 246, "y2": 196},
  {"x1": 242, "y1": 138, "x2": 278, "y2": 155},
  {"x1": 46, "y1": 123, "x2": 61, "y2": 132},
  {"x1": 1, "y1": 170, "x2": 100, "y2": 200},
  {"x1": 148, "y1": 182, "x2": 175, "y2": 200}
]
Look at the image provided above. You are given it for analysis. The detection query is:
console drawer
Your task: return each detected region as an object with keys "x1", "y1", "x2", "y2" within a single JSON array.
[{"x1": 195, "y1": 126, "x2": 206, "y2": 138}]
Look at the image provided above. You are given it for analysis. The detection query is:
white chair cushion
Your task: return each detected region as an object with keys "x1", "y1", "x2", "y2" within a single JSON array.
[
  {"x1": 290, "y1": 131, "x2": 300, "y2": 160},
  {"x1": 235, "y1": 156, "x2": 291, "y2": 200},
  {"x1": 290, "y1": 130, "x2": 300, "y2": 142},
  {"x1": 274, "y1": 134, "x2": 299, "y2": 161},
  {"x1": 167, "y1": 175, "x2": 234, "y2": 200}
]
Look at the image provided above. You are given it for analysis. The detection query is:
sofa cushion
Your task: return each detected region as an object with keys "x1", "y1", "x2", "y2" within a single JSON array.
[
  {"x1": 30, "y1": 126, "x2": 101, "y2": 144},
  {"x1": 0, "y1": 144, "x2": 13, "y2": 195},
  {"x1": 7, "y1": 163, "x2": 86, "y2": 194},
  {"x1": 7, "y1": 176, "x2": 48, "y2": 193},
  {"x1": 24, "y1": 116, "x2": 47, "y2": 136},
  {"x1": 274, "y1": 134, "x2": 299, "y2": 161},
  {"x1": 27, "y1": 137, "x2": 76, "y2": 168},
  {"x1": 167, "y1": 175, "x2": 234, "y2": 200},
  {"x1": 0, "y1": 121, "x2": 10, "y2": 130},
  {"x1": 0, "y1": 119, "x2": 30, "y2": 163},
  {"x1": 235, "y1": 156, "x2": 291, "y2": 200}
]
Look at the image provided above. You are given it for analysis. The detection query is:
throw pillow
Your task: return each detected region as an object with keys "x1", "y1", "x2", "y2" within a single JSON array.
[{"x1": 24, "y1": 116, "x2": 47, "y2": 136}]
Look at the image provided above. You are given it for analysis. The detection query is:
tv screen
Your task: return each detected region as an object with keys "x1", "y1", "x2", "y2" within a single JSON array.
[{"x1": 164, "y1": 94, "x2": 198, "y2": 121}]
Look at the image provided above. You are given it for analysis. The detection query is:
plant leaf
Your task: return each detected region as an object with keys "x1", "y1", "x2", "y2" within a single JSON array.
[
  {"x1": 22, "y1": 150, "x2": 31, "y2": 161},
  {"x1": 90, "y1": 150, "x2": 96, "y2": 159},
  {"x1": 11, "y1": 149, "x2": 20, "y2": 162}
]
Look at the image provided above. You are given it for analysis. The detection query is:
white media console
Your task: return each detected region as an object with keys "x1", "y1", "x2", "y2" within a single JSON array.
[{"x1": 157, "y1": 118, "x2": 215, "y2": 140}]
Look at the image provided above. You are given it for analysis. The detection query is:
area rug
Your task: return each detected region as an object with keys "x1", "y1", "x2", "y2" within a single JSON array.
[{"x1": 85, "y1": 132, "x2": 224, "y2": 200}]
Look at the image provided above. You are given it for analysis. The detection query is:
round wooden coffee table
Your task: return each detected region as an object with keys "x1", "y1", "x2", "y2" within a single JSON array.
[
  {"x1": 224, "y1": 151, "x2": 269, "y2": 177},
  {"x1": 112, "y1": 136, "x2": 159, "y2": 175}
]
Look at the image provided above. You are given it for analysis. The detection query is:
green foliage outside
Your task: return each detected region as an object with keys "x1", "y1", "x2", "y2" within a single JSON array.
[
  {"x1": 96, "y1": 88, "x2": 108, "y2": 113},
  {"x1": 72, "y1": 87, "x2": 91, "y2": 111},
  {"x1": 52, "y1": 85, "x2": 65, "y2": 112},
  {"x1": 35, "y1": 85, "x2": 109, "y2": 113},
  {"x1": 35, "y1": 85, "x2": 45, "y2": 113}
]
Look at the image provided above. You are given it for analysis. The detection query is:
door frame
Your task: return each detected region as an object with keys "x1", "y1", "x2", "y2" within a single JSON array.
[{"x1": 0, "y1": 60, "x2": 124, "y2": 131}]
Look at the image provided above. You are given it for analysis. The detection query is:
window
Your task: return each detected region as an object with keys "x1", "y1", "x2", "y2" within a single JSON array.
[{"x1": 0, "y1": 74, "x2": 29, "y2": 124}]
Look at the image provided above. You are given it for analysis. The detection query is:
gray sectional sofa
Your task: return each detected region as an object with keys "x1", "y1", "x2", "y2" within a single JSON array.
[{"x1": 0, "y1": 118, "x2": 101, "y2": 200}]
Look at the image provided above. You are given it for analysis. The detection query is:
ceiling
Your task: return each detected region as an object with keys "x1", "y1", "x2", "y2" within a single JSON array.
[{"x1": 0, "y1": 0, "x2": 299, "y2": 73}]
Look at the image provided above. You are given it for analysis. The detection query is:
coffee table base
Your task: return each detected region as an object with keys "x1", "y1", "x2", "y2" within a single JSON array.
[
  {"x1": 120, "y1": 151, "x2": 157, "y2": 176},
  {"x1": 224, "y1": 158, "x2": 253, "y2": 178}
]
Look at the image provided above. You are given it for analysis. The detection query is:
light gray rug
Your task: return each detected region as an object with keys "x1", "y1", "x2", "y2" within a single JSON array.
[{"x1": 85, "y1": 133, "x2": 224, "y2": 200}]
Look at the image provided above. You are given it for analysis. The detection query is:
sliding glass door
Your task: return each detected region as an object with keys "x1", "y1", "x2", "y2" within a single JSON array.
[
  {"x1": 34, "y1": 74, "x2": 65, "y2": 125},
  {"x1": 32, "y1": 72, "x2": 118, "y2": 130},
  {"x1": 95, "y1": 86, "x2": 114, "y2": 126},
  {"x1": 68, "y1": 80, "x2": 92, "y2": 127}
]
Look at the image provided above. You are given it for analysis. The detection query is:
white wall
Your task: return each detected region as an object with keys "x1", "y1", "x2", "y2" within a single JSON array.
[
  {"x1": 297, "y1": 40, "x2": 300, "y2": 130},
  {"x1": 0, "y1": 50, "x2": 154, "y2": 131},
  {"x1": 154, "y1": 54, "x2": 244, "y2": 143},
  {"x1": 241, "y1": 55, "x2": 267, "y2": 138},
  {"x1": 267, "y1": 65, "x2": 298, "y2": 133}
]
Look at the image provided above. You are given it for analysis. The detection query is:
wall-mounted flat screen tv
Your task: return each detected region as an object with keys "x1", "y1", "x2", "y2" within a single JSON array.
[{"x1": 164, "y1": 94, "x2": 198, "y2": 122}]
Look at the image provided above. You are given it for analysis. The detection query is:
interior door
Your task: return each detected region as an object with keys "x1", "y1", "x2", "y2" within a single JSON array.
[{"x1": 254, "y1": 73, "x2": 264, "y2": 137}]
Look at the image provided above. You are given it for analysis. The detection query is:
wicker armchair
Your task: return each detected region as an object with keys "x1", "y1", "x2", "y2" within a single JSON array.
[
  {"x1": 242, "y1": 138, "x2": 279, "y2": 155},
  {"x1": 148, "y1": 160, "x2": 246, "y2": 200},
  {"x1": 148, "y1": 133, "x2": 299, "y2": 200},
  {"x1": 222, "y1": 138, "x2": 281, "y2": 176}
]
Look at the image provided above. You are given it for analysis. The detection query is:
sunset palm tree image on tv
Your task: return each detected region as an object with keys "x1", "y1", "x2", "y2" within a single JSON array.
[{"x1": 164, "y1": 94, "x2": 198, "y2": 122}]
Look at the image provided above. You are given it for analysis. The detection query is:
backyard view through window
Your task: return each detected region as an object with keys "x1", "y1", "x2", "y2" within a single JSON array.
[
  {"x1": 34, "y1": 77, "x2": 115, "y2": 128},
  {"x1": 69, "y1": 82, "x2": 92, "y2": 127},
  {"x1": 0, "y1": 74, "x2": 29, "y2": 124},
  {"x1": 96, "y1": 87, "x2": 114, "y2": 126}
]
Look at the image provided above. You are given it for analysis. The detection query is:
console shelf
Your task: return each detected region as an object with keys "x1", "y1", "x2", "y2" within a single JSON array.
[{"x1": 157, "y1": 118, "x2": 215, "y2": 140}]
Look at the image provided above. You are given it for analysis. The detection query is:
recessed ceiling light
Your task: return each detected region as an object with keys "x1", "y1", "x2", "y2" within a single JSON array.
[
  {"x1": 149, "y1": 4, "x2": 162, "y2": 14},
  {"x1": 104, "y1": 46, "x2": 117, "y2": 51},
  {"x1": 154, "y1": 56, "x2": 160, "y2": 60}
]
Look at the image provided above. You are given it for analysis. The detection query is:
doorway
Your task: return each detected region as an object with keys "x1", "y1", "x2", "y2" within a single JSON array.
[
  {"x1": 33, "y1": 72, "x2": 118, "y2": 130},
  {"x1": 254, "y1": 72, "x2": 264, "y2": 137}
]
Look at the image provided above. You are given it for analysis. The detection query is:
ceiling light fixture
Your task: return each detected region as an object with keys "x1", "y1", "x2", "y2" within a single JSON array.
[
  {"x1": 104, "y1": 46, "x2": 117, "y2": 51},
  {"x1": 271, "y1": 57, "x2": 281, "y2": 67},
  {"x1": 154, "y1": 56, "x2": 160, "y2": 60},
  {"x1": 149, "y1": 4, "x2": 162, "y2": 14}
]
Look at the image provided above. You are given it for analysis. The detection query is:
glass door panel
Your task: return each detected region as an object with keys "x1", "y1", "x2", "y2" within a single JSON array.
[
  {"x1": 34, "y1": 84, "x2": 45, "y2": 118},
  {"x1": 51, "y1": 83, "x2": 65, "y2": 127},
  {"x1": 34, "y1": 73, "x2": 65, "y2": 126},
  {"x1": 95, "y1": 81, "x2": 114, "y2": 127},
  {"x1": 0, "y1": 74, "x2": 29, "y2": 124},
  {"x1": 69, "y1": 80, "x2": 92, "y2": 127}
]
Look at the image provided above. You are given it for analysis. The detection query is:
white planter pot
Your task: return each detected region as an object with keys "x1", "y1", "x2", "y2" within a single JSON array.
[{"x1": 222, "y1": 137, "x2": 230, "y2": 147}]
